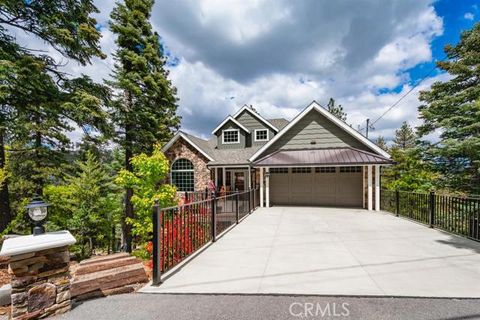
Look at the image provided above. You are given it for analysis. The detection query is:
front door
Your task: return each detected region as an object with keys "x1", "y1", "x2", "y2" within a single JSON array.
[{"x1": 232, "y1": 171, "x2": 246, "y2": 191}]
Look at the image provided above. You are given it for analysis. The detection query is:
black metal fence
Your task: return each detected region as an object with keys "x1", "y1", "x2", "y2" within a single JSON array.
[
  {"x1": 152, "y1": 188, "x2": 260, "y2": 285},
  {"x1": 184, "y1": 190, "x2": 210, "y2": 202},
  {"x1": 381, "y1": 190, "x2": 480, "y2": 242}
]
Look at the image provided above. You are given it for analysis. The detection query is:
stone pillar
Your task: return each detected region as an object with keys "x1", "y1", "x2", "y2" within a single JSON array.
[{"x1": 1, "y1": 231, "x2": 76, "y2": 319}]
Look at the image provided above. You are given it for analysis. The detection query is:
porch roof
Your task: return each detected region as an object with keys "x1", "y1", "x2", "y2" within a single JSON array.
[{"x1": 253, "y1": 147, "x2": 393, "y2": 167}]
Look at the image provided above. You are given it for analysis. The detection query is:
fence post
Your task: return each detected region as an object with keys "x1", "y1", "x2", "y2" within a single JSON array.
[
  {"x1": 250, "y1": 188, "x2": 253, "y2": 212},
  {"x1": 152, "y1": 201, "x2": 162, "y2": 286},
  {"x1": 395, "y1": 190, "x2": 400, "y2": 217},
  {"x1": 236, "y1": 189, "x2": 239, "y2": 224},
  {"x1": 211, "y1": 194, "x2": 217, "y2": 242},
  {"x1": 429, "y1": 191, "x2": 435, "y2": 228}
]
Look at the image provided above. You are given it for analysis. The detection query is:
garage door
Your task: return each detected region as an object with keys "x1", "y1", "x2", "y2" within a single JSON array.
[{"x1": 269, "y1": 166, "x2": 363, "y2": 207}]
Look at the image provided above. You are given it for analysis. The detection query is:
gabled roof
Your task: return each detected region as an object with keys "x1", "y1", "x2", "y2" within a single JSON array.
[
  {"x1": 162, "y1": 131, "x2": 215, "y2": 161},
  {"x1": 233, "y1": 105, "x2": 279, "y2": 132},
  {"x1": 211, "y1": 116, "x2": 250, "y2": 135},
  {"x1": 254, "y1": 147, "x2": 393, "y2": 167},
  {"x1": 249, "y1": 101, "x2": 391, "y2": 161},
  {"x1": 268, "y1": 118, "x2": 289, "y2": 130}
]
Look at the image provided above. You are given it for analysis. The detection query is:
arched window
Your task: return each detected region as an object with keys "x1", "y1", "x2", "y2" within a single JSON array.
[{"x1": 171, "y1": 159, "x2": 194, "y2": 192}]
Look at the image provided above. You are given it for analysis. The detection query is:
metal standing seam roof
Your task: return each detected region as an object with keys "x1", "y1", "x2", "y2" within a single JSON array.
[{"x1": 253, "y1": 147, "x2": 393, "y2": 166}]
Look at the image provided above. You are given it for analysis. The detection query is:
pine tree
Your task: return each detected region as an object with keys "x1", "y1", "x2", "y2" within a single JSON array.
[
  {"x1": 326, "y1": 98, "x2": 347, "y2": 122},
  {"x1": 0, "y1": 1, "x2": 107, "y2": 232},
  {"x1": 0, "y1": 0, "x2": 104, "y2": 64},
  {"x1": 44, "y1": 152, "x2": 121, "y2": 259},
  {"x1": 375, "y1": 136, "x2": 388, "y2": 151},
  {"x1": 418, "y1": 22, "x2": 480, "y2": 193},
  {"x1": 393, "y1": 121, "x2": 416, "y2": 150},
  {"x1": 109, "y1": 0, "x2": 180, "y2": 251}
]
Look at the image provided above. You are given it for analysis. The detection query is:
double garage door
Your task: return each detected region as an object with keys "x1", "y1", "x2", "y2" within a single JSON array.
[{"x1": 269, "y1": 166, "x2": 363, "y2": 207}]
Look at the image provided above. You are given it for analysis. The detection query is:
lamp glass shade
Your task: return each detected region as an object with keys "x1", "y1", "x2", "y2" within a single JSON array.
[{"x1": 28, "y1": 206, "x2": 47, "y2": 222}]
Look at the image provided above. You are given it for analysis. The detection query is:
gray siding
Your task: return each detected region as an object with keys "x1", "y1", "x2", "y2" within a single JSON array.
[
  {"x1": 235, "y1": 110, "x2": 275, "y2": 146},
  {"x1": 264, "y1": 110, "x2": 374, "y2": 155},
  {"x1": 216, "y1": 122, "x2": 247, "y2": 149}
]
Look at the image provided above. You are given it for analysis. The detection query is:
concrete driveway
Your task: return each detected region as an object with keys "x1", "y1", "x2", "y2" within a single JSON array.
[{"x1": 141, "y1": 207, "x2": 480, "y2": 297}]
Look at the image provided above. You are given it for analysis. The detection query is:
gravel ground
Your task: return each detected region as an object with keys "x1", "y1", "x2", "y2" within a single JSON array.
[{"x1": 54, "y1": 293, "x2": 480, "y2": 320}]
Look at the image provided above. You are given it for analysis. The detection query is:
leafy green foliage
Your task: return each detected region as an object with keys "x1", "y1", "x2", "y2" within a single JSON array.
[
  {"x1": 115, "y1": 146, "x2": 176, "y2": 246},
  {"x1": 418, "y1": 23, "x2": 480, "y2": 194},
  {"x1": 43, "y1": 152, "x2": 121, "y2": 260},
  {"x1": 108, "y1": 0, "x2": 180, "y2": 251},
  {"x1": 0, "y1": 0, "x2": 108, "y2": 232},
  {"x1": 384, "y1": 147, "x2": 438, "y2": 192}
]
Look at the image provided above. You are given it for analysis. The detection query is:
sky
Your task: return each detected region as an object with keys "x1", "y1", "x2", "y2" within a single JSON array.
[{"x1": 11, "y1": 0, "x2": 480, "y2": 142}]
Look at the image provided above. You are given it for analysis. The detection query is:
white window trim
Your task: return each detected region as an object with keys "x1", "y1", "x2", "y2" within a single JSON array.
[
  {"x1": 211, "y1": 116, "x2": 250, "y2": 135},
  {"x1": 254, "y1": 129, "x2": 269, "y2": 142},
  {"x1": 170, "y1": 158, "x2": 195, "y2": 192},
  {"x1": 222, "y1": 129, "x2": 240, "y2": 144},
  {"x1": 233, "y1": 105, "x2": 279, "y2": 133}
]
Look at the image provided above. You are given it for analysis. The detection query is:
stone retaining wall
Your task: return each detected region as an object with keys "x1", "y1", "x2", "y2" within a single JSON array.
[{"x1": 9, "y1": 246, "x2": 71, "y2": 319}]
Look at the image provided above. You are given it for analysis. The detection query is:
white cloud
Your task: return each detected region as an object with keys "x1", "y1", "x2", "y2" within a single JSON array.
[
  {"x1": 5, "y1": 0, "x2": 448, "y2": 144},
  {"x1": 464, "y1": 12, "x2": 475, "y2": 20}
]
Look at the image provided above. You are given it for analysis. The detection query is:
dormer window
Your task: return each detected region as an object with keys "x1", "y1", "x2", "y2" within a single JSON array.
[
  {"x1": 254, "y1": 129, "x2": 269, "y2": 142},
  {"x1": 222, "y1": 129, "x2": 240, "y2": 144}
]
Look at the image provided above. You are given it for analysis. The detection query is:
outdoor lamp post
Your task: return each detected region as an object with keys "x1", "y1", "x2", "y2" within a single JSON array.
[{"x1": 26, "y1": 195, "x2": 50, "y2": 235}]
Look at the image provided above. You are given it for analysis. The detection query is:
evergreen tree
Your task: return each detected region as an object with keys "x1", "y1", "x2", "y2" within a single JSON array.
[
  {"x1": 393, "y1": 121, "x2": 416, "y2": 149},
  {"x1": 418, "y1": 22, "x2": 480, "y2": 193},
  {"x1": 109, "y1": 0, "x2": 180, "y2": 251},
  {"x1": 0, "y1": 1, "x2": 107, "y2": 232},
  {"x1": 327, "y1": 98, "x2": 347, "y2": 122},
  {"x1": 0, "y1": 0, "x2": 104, "y2": 64},
  {"x1": 375, "y1": 136, "x2": 388, "y2": 151},
  {"x1": 384, "y1": 147, "x2": 437, "y2": 192},
  {"x1": 44, "y1": 152, "x2": 121, "y2": 259}
]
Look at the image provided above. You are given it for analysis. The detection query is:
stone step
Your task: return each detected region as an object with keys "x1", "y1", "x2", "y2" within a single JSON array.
[{"x1": 71, "y1": 254, "x2": 148, "y2": 299}]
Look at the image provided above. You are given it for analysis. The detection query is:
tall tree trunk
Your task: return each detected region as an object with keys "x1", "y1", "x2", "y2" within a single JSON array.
[
  {"x1": 123, "y1": 123, "x2": 134, "y2": 252},
  {"x1": 0, "y1": 128, "x2": 11, "y2": 232}
]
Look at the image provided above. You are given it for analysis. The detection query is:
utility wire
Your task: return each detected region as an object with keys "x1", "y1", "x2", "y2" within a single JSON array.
[{"x1": 359, "y1": 62, "x2": 441, "y2": 131}]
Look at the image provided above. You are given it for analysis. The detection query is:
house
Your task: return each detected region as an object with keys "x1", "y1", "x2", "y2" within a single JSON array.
[{"x1": 162, "y1": 101, "x2": 392, "y2": 210}]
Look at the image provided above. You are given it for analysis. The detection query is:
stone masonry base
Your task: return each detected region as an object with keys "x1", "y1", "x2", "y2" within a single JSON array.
[{"x1": 9, "y1": 246, "x2": 72, "y2": 319}]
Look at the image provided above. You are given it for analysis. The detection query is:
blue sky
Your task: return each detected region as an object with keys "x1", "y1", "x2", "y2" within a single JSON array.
[
  {"x1": 407, "y1": 0, "x2": 477, "y2": 89},
  {"x1": 11, "y1": 0, "x2": 479, "y2": 142}
]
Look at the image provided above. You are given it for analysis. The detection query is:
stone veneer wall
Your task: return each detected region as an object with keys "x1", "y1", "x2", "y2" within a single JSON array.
[
  {"x1": 9, "y1": 246, "x2": 71, "y2": 319},
  {"x1": 164, "y1": 138, "x2": 211, "y2": 191}
]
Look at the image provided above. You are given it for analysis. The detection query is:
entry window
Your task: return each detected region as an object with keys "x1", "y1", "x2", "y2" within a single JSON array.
[
  {"x1": 171, "y1": 159, "x2": 194, "y2": 191},
  {"x1": 339, "y1": 166, "x2": 362, "y2": 173},
  {"x1": 254, "y1": 129, "x2": 269, "y2": 141},
  {"x1": 270, "y1": 168, "x2": 288, "y2": 174},
  {"x1": 315, "y1": 167, "x2": 336, "y2": 173},
  {"x1": 222, "y1": 129, "x2": 240, "y2": 144},
  {"x1": 292, "y1": 167, "x2": 311, "y2": 174}
]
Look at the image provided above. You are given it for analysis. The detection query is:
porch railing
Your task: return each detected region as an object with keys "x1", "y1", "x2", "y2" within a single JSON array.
[
  {"x1": 381, "y1": 190, "x2": 480, "y2": 242},
  {"x1": 152, "y1": 187, "x2": 260, "y2": 285}
]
